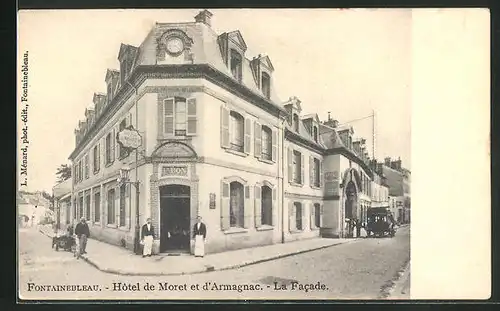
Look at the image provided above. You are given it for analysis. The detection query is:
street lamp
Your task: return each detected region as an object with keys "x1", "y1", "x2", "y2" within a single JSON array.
[{"x1": 118, "y1": 164, "x2": 141, "y2": 255}]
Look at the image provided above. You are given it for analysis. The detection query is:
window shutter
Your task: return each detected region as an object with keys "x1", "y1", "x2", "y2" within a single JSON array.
[
  {"x1": 163, "y1": 98, "x2": 174, "y2": 136},
  {"x1": 300, "y1": 153, "x2": 305, "y2": 185},
  {"x1": 302, "y1": 203, "x2": 306, "y2": 230},
  {"x1": 320, "y1": 204, "x2": 324, "y2": 227},
  {"x1": 287, "y1": 147, "x2": 293, "y2": 183},
  {"x1": 320, "y1": 160, "x2": 324, "y2": 188},
  {"x1": 254, "y1": 184, "x2": 262, "y2": 228},
  {"x1": 220, "y1": 180, "x2": 230, "y2": 230},
  {"x1": 289, "y1": 202, "x2": 296, "y2": 232},
  {"x1": 254, "y1": 121, "x2": 261, "y2": 158},
  {"x1": 220, "y1": 106, "x2": 230, "y2": 149},
  {"x1": 310, "y1": 203, "x2": 316, "y2": 229},
  {"x1": 243, "y1": 185, "x2": 251, "y2": 228},
  {"x1": 244, "y1": 118, "x2": 251, "y2": 154},
  {"x1": 187, "y1": 97, "x2": 197, "y2": 135},
  {"x1": 271, "y1": 130, "x2": 277, "y2": 162},
  {"x1": 115, "y1": 125, "x2": 120, "y2": 159},
  {"x1": 110, "y1": 130, "x2": 115, "y2": 163},
  {"x1": 309, "y1": 156, "x2": 314, "y2": 187}
]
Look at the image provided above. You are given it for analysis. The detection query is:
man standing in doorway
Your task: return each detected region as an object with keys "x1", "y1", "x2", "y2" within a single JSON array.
[
  {"x1": 192, "y1": 216, "x2": 207, "y2": 257},
  {"x1": 141, "y1": 218, "x2": 155, "y2": 257},
  {"x1": 74, "y1": 217, "x2": 90, "y2": 256}
]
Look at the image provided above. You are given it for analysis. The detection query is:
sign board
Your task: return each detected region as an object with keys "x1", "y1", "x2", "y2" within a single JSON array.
[
  {"x1": 117, "y1": 126, "x2": 142, "y2": 150},
  {"x1": 209, "y1": 193, "x2": 216, "y2": 209}
]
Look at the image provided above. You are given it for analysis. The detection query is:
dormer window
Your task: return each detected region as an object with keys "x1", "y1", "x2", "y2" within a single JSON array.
[
  {"x1": 313, "y1": 126, "x2": 318, "y2": 142},
  {"x1": 261, "y1": 72, "x2": 271, "y2": 99},
  {"x1": 293, "y1": 114, "x2": 300, "y2": 132},
  {"x1": 230, "y1": 49, "x2": 242, "y2": 82},
  {"x1": 107, "y1": 83, "x2": 113, "y2": 104}
]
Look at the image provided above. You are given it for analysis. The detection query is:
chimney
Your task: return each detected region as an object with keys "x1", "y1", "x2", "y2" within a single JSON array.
[
  {"x1": 327, "y1": 112, "x2": 331, "y2": 121},
  {"x1": 384, "y1": 157, "x2": 391, "y2": 166},
  {"x1": 195, "y1": 9, "x2": 213, "y2": 27},
  {"x1": 323, "y1": 115, "x2": 339, "y2": 128},
  {"x1": 396, "y1": 157, "x2": 402, "y2": 170}
]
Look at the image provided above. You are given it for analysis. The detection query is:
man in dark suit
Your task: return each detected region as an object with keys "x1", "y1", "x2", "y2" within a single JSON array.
[
  {"x1": 141, "y1": 218, "x2": 155, "y2": 257},
  {"x1": 192, "y1": 216, "x2": 207, "y2": 257},
  {"x1": 74, "y1": 217, "x2": 90, "y2": 257}
]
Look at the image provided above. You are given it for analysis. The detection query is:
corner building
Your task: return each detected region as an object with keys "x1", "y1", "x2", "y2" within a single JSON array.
[{"x1": 69, "y1": 10, "x2": 379, "y2": 255}]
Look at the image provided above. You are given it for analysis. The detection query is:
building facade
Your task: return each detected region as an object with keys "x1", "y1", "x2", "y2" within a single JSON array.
[
  {"x1": 382, "y1": 157, "x2": 411, "y2": 224},
  {"x1": 67, "y1": 10, "x2": 398, "y2": 255},
  {"x1": 53, "y1": 178, "x2": 72, "y2": 231}
]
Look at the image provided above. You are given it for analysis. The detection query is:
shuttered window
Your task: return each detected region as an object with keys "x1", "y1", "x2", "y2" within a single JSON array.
[
  {"x1": 292, "y1": 150, "x2": 302, "y2": 184},
  {"x1": 119, "y1": 184, "x2": 126, "y2": 227},
  {"x1": 261, "y1": 185, "x2": 273, "y2": 226},
  {"x1": 105, "y1": 133, "x2": 114, "y2": 165},
  {"x1": 162, "y1": 97, "x2": 197, "y2": 137},
  {"x1": 85, "y1": 193, "x2": 90, "y2": 220},
  {"x1": 314, "y1": 203, "x2": 321, "y2": 228},
  {"x1": 229, "y1": 181, "x2": 245, "y2": 228},
  {"x1": 84, "y1": 155, "x2": 89, "y2": 179},
  {"x1": 119, "y1": 119, "x2": 128, "y2": 158},
  {"x1": 261, "y1": 126, "x2": 272, "y2": 161},
  {"x1": 94, "y1": 192, "x2": 101, "y2": 223},
  {"x1": 295, "y1": 202, "x2": 303, "y2": 231},
  {"x1": 107, "y1": 188, "x2": 115, "y2": 225},
  {"x1": 93, "y1": 144, "x2": 100, "y2": 173},
  {"x1": 229, "y1": 111, "x2": 244, "y2": 152}
]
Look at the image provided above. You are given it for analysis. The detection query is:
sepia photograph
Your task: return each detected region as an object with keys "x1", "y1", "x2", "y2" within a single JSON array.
[{"x1": 16, "y1": 8, "x2": 488, "y2": 301}]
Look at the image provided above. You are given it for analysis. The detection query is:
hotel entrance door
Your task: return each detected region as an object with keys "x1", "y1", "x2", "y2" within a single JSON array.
[{"x1": 159, "y1": 185, "x2": 191, "y2": 253}]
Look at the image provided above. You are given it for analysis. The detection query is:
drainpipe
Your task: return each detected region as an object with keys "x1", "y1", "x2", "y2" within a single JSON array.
[
  {"x1": 126, "y1": 80, "x2": 140, "y2": 254},
  {"x1": 279, "y1": 112, "x2": 286, "y2": 244}
]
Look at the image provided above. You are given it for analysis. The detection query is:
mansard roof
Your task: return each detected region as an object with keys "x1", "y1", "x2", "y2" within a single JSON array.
[
  {"x1": 302, "y1": 113, "x2": 321, "y2": 123},
  {"x1": 227, "y1": 30, "x2": 248, "y2": 51},
  {"x1": 256, "y1": 54, "x2": 274, "y2": 71},
  {"x1": 105, "y1": 69, "x2": 119, "y2": 82}
]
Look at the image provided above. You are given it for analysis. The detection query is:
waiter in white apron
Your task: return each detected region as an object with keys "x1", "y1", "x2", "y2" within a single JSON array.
[
  {"x1": 192, "y1": 216, "x2": 207, "y2": 257},
  {"x1": 141, "y1": 218, "x2": 155, "y2": 257}
]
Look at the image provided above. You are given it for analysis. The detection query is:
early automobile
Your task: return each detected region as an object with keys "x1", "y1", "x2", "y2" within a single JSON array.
[{"x1": 366, "y1": 208, "x2": 397, "y2": 238}]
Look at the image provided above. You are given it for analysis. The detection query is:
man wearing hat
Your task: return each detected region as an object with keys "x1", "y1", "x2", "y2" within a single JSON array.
[{"x1": 74, "y1": 217, "x2": 90, "y2": 256}]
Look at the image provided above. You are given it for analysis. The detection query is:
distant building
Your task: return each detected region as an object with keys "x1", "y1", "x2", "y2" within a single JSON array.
[
  {"x1": 382, "y1": 157, "x2": 411, "y2": 223},
  {"x1": 53, "y1": 178, "x2": 72, "y2": 231}
]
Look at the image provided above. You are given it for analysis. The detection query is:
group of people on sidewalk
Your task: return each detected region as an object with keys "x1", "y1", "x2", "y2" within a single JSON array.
[
  {"x1": 57, "y1": 216, "x2": 208, "y2": 259},
  {"x1": 141, "y1": 216, "x2": 207, "y2": 258}
]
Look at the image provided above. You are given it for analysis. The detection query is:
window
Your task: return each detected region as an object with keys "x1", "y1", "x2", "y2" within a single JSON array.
[
  {"x1": 105, "y1": 133, "x2": 114, "y2": 164},
  {"x1": 93, "y1": 145, "x2": 100, "y2": 173},
  {"x1": 292, "y1": 150, "x2": 302, "y2": 184},
  {"x1": 85, "y1": 194, "x2": 90, "y2": 220},
  {"x1": 107, "y1": 188, "x2": 115, "y2": 224},
  {"x1": 313, "y1": 158, "x2": 320, "y2": 187},
  {"x1": 78, "y1": 196, "x2": 83, "y2": 219},
  {"x1": 295, "y1": 202, "x2": 303, "y2": 230},
  {"x1": 118, "y1": 119, "x2": 128, "y2": 158},
  {"x1": 163, "y1": 97, "x2": 197, "y2": 137},
  {"x1": 94, "y1": 192, "x2": 100, "y2": 223},
  {"x1": 119, "y1": 184, "x2": 126, "y2": 227},
  {"x1": 229, "y1": 111, "x2": 244, "y2": 152},
  {"x1": 261, "y1": 72, "x2": 271, "y2": 99},
  {"x1": 313, "y1": 126, "x2": 318, "y2": 142},
  {"x1": 230, "y1": 49, "x2": 242, "y2": 82},
  {"x1": 261, "y1": 186, "x2": 273, "y2": 226},
  {"x1": 293, "y1": 114, "x2": 299, "y2": 132},
  {"x1": 175, "y1": 99, "x2": 187, "y2": 136},
  {"x1": 261, "y1": 126, "x2": 272, "y2": 161},
  {"x1": 314, "y1": 203, "x2": 321, "y2": 228},
  {"x1": 73, "y1": 198, "x2": 77, "y2": 221},
  {"x1": 229, "y1": 181, "x2": 244, "y2": 228}
]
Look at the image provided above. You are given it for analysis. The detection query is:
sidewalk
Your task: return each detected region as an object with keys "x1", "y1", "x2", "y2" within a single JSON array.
[{"x1": 38, "y1": 225, "x2": 356, "y2": 276}]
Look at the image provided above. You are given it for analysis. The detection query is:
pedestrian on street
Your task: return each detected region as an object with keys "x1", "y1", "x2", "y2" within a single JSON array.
[
  {"x1": 74, "y1": 217, "x2": 90, "y2": 256},
  {"x1": 355, "y1": 218, "x2": 361, "y2": 238},
  {"x1": 141, "y1": 218, "x2": 155, "y2": 257},
  {"x1": 192, "y1": 216, "x2": 207, "y2": 257}
]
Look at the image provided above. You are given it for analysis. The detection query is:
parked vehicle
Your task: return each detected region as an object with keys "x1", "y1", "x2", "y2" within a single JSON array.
[
  {"x1": 52, "y1": 233, "x2": 76, "y2": 252},
  {"x1": 366, "y1": 208, "x2": 397, "y2": 238}
]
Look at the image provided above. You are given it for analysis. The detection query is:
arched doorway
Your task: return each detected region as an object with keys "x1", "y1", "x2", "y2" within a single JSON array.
[
  {"x1": 344, "y1": 181, "x2": 357, "y2": 237},
  {"x1": 159, "y1": 184, "x2": 191, "y2": 253}
]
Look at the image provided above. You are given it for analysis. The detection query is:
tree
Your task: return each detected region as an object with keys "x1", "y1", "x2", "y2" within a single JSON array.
[{"x1": 56, "y1": 164, "x2": 71, "y2": 183}]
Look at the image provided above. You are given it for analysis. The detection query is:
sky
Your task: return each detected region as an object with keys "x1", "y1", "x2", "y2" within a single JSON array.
[{"x1": 18, "y1": 9, "x2": 411, "y2": 193}]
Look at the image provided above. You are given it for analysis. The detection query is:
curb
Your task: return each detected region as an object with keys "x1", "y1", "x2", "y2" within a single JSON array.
[
  {"x1": 37, "y1": 229, "x2": 358, "y2": 276},
  {"x1": 378, "y1": 258, "x2": 410, "y2": 299},
  {"x1": 81, "y1": 239, "x2": 359, "y2": 277}
]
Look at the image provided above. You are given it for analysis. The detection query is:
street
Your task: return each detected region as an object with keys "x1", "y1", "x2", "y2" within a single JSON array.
[{"x1": 19, "y1": 226, "x2": 410, "y2": 300}]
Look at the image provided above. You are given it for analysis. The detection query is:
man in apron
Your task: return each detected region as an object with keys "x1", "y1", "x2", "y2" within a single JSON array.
[
  {"x1": 192, "y1": 216, "x2": 207, "y2": 257},
  {"x1": 141, "y1": 218, "x2": 155, "y2": 257}
]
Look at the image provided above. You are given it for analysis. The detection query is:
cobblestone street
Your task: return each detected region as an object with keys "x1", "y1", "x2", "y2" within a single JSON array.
[{"x1": 19, "y1": 226, "x2": 410, "y2": 300}]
